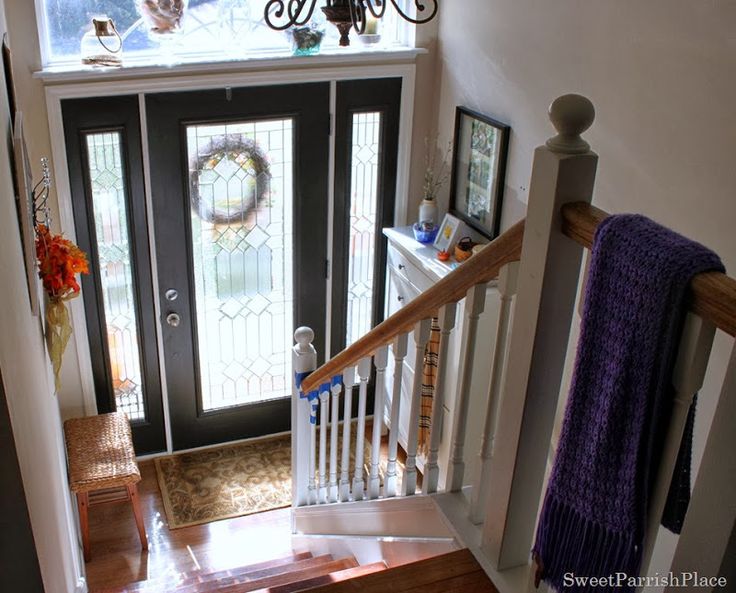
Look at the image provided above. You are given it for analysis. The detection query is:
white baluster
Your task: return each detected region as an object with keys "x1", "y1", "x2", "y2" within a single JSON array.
[
  {"x1": 352, "y1": 356, "x2": 372, "y2": 501},
  {"x1": 425, "y1": 303, "x2": 457, "y2": 494},
  {"x1": 640, "y1": 314, "x2": 715, "y2": 576},
  {"x1": 292, "y1": 327, "x2": 317, "y2": 508},
  {"x1": 368, "y1": 345, "x2": 389, "y2": 499},
  {"x1": 403, "y1": 318, "x2": 432, "y2": 496},
  {"x1": 470, "y1": 262, "x2": 519, "y2": 523},
  {"x1": 446, "y1": 284, "x2": 487, "y2": 492},
  {"x1": 384, "y1": 333, "x2": 409, "y2": 498},
  {"x1": 666, "y1": 341, "x2": 736, "y2": 589},
  {"x1": 329, "y1": 377, "x2": 341, "y2": 503},
  {"x1": 339, "y1": 366, "x2": 356, "y2": 502},
  {"x1": 483, "y1": 94, "x2": 598, "y2": 569},
  {"x1": 318, "y1": 382, "x2": 330, "y2": 504}
]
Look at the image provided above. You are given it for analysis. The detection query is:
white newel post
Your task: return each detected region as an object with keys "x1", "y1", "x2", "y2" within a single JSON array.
[
  {"x1": 482, "y1": 94, "x2": 599, "y2": 569},
  {"x1": 403, "y1": 318, "x2": 432, "y2": 496},
  {"x1": 446, "y1": 283, "x2": 488, "y2": 492},
  {"x1": 385, "y1": 333, "x2": 409, "y2": 498},
  {"x1": 471, "y1": 261, "x2": 519, "y2": 524},
  {"x1": 369, "y1": 345, "x2": 389, "y2": 499},
  {"x1": 292, "y1": 327, "x2": 317, "y2": 510},
  {"x1": 339, "y1": 366, "x2": 356, "y2": 502},
  {"x1": 665, "y1": 342, "x2": 736, "y2": 590},
  {"x1": 426, "y1": 302, "x2": 458, "y2": 494}
]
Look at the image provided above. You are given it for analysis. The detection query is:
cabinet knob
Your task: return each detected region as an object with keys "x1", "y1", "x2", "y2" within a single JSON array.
[
  {"x1": 397, "y1": 295, "x2": 405, "y2": 303},
  {"x1": 398, "y1": 264, "x2": 406, "y2": 270}
]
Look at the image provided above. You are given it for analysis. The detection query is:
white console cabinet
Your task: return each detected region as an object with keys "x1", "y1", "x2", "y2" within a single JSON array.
[{"x1": 382, "y1": 227, "x2": 500, "y2": 490}]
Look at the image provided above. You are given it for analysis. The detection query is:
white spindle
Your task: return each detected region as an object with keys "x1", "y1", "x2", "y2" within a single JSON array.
[
  {"x1": 318, "y1": 382, "x2": 330, "y2": 503},
  {"x1": 384, "y1": 333, "x2": 409, "y2": 498},
  {"x1": 292, "y1": 327, "x2": 317, "y2": 508},
  {"x1": 640, "y1": 314, "x2": 715, "y2": 575},
  {"x1": 425, "y1": 302, "x2": 457, "y2": 494},
  {"x1": 470, "y1": 262, "x2": 519, "y2": 523},
  {"x1": 403, "y1": 318, "x2": 432, "y2": 496},
  {"x1": 352, "y1": 356, "x2": 372, "y2": 501},
  {"x1": 329, "y1": 377, "x2": 341, "y2": 503},
  {"x1": 665, "y1": 342, "x2": 736, "y2": 589},
  {"x1": 368, "y1": 345, "x2": 389, "y2": 499},
  {"x1": 446, "y1": 284, "x2": 487, "y2": 492},
  {"x1": 339, "y1": 366, "x2": 355, "y2": 502},
  {"x1": 483, "y1": 94, "x2": 598, "y2": 569}
]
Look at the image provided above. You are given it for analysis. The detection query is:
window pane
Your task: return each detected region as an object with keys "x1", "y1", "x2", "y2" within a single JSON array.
[
  {"x1": 187, "y1": 119, "x2": 294, "y2": 410},
  {"x1": 345, "y1": 111, "x2": 381, "y2": 347},
  {"x1": 85, "y1": 132, "x2": 146, "y2": 421}
]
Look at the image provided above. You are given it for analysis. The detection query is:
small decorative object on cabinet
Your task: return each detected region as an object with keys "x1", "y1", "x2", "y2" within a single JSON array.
[
  {"x1": 454, "y1": 236, "x2": 475, "y2": 262},
  {"x1": 450, "y1": 107, "x2": 509, "y2": 239},
  {"x1": 383, "y1": 226, "x2": 499, "y2": 489},
  {"x1": 289, "y1": 25, "x2": 325, "y2": 56},
  {"x1": 80, "y1": 17, "x2": 122, "y2": 67},
  {"x1": 433, "y1": 213, "x2": 463, "y2": 253},
  {"x1": 412, "y1": 221, "x2": 438, "y2": 244}
]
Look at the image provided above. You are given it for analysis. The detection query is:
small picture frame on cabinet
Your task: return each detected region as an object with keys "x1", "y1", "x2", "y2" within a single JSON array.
[{"x1": 433, "y1": 213, "x2": 463, "y2": 252}]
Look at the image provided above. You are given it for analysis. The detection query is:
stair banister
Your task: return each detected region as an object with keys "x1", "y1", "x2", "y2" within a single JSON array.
[
  {"x1": 292, "y1": 327, "x2": 317, "y2": 508},
  {"x1": 482, "y1": 94, "x2": 599, "y2": 570},
  {"x1": 384, "y1": 333, "x2": 408, "y2": 497}
]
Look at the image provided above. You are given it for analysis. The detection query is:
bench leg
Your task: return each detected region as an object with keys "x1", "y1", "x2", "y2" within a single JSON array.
[
  {"x1": 76, "y1": 492, "x2": 91, "y2": 562},
  {"x1": 127, "y1": 484, "x2": 148, "y2": 552}
]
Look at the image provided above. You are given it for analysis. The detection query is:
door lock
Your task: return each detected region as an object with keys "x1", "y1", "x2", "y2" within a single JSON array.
[
  {"x1": 166, "y1": 312, "x2": 181, "y2": 327},
  {"x1": 165, "y1": 289, "x2": 179, "y2": 301}
]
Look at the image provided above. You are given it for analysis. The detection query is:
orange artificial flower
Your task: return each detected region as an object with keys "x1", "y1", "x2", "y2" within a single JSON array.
[{"x1": 35, "y1": 224, "x2": 90, "y2": 301}]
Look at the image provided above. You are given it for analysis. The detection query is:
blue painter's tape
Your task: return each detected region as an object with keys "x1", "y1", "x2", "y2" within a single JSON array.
[
  {"x1": 294, "y1": 371, "x2": 311, "y2": 389},
  {"x1": 331, "y1": 375, "x2": 343, "y2": 387},
  {"x1": 320, "y1": 382, "x2": 331, "y2": 394}
]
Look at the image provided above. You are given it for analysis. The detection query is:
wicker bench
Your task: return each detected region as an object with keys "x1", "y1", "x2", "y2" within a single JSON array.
[{"x1": 64, "y1": 412, "x2": 148, "y2": 562}]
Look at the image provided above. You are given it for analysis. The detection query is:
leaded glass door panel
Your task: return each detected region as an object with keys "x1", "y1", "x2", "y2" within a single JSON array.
[{"x1": 147, "y1": 84, "x2": 329, "y2": 450}]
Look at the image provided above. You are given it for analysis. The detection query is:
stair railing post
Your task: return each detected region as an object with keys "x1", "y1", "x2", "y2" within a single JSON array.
[
  {"x1": 403, "y1": 318, "x2": 432, "y2": 496},
  {"x1": 368, "y1": 345, "x2": 390, "y2": 499},
  {"x1": 339, "y1": 366, "x2": 355, "y2": 502},
  {"x1": 446, "y1": 283, "x2": 487, "y2": 492},
  {"x1": 481, "y1": 94, "x2": 599, "y2": 569},
  {"x1": 470, "y1": 261, "x2": 519, "y2": 524},
  {"x1": 292, "y1": 327, "x2": 317, "y2": 509},
  {"x1": 329, "y1": 376, "x2": 342, "y2": 503},
  {"x1": 352, "y1": 356, "x2": 372, "y2": 501},
  {"x1": 425, "y1": 302, "x2": 457, "y2": 494},
  {"x1": 318, "y1": 382, "x2": 330, "y2": 504},
  {"x1": 384, "y1": 332, "x2": 409, "y2": 498}
]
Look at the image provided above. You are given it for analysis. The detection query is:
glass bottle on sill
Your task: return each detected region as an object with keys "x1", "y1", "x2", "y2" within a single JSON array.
[{"x1": 80, "y1": 17, "x2": 122, "y2": 67}]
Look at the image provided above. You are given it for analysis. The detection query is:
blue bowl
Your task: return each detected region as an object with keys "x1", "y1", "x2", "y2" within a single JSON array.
[{"x1": 413, "y1": 223, "x2": 438, "y2": 243}]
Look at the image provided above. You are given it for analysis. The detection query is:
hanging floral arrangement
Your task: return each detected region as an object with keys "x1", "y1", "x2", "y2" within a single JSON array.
[{"x1": 35, "y1": 224, "x2": 89, "y2": 391}]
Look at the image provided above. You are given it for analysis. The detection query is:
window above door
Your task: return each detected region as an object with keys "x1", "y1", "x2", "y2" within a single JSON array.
[{"x1": 36, "y1": 0, "x2": 418, "y2": 70}]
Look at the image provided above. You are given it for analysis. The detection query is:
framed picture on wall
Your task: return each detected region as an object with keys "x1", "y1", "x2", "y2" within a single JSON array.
[{"x1": 449, "y1": 107, "x2": 510, "y2": 239}]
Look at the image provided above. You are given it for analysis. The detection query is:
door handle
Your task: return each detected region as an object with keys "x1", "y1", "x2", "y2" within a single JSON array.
[{"x1": 166, "y1": 312, "x2": 181, "y2": 327}]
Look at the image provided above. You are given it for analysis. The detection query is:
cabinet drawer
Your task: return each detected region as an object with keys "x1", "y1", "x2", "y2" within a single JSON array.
[{"x1": 387, "y1": 244, "x2": 434, "y2": 293}]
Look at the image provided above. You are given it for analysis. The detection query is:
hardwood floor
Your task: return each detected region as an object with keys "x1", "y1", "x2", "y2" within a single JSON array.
[{"x1": 83, "y1": 460, "x2": 296, "y2": 591}]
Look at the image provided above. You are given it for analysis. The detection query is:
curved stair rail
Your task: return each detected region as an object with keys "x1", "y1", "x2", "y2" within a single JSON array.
[{"x1": 292, "y1": 93, "x2": 736, "y2": 589}]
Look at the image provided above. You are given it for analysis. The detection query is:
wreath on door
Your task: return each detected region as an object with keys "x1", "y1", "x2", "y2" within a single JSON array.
[{"x1": 189, "y1": 135, "x2": 272, "y2": 225}]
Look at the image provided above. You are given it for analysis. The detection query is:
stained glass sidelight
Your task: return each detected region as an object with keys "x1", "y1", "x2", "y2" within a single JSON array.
[
  {"x1": 345, "y1": 112, "x2": 382, "y2": 347},
  {"x1": 187, "y1": 119, "x2": 293, "y2": 410},
  {"x1": 85, "y1": 132, "x2": 146, "y2": 420}
]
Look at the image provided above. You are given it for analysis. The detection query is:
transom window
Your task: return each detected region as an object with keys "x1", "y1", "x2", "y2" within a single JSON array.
[{"x1": 37, "y1": 0, "x2": 414, "y2": 68}]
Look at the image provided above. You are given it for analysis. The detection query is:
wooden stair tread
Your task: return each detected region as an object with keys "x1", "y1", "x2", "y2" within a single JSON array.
[
  {"x1": 212, "y1": 557, "x2": 359, "y2": 593},
  {"x1": 96, "y1": 552, "x2": 315, "y2": 593},
  {"x1": 252, "y1": 562, "x2": 387, "y2": 593},
  {"x1": 294, "y1": 549, "x2": 498, "y2": 593}
]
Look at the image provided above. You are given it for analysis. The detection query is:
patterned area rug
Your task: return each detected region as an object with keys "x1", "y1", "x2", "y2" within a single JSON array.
[{"x1": 155, "y1": 434, "x2": 293, "y2": 529}]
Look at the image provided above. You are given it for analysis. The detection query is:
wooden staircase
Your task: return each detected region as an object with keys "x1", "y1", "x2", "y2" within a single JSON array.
[{"x1": 95, "y1": 549, "x2": 494, "y2": 593}]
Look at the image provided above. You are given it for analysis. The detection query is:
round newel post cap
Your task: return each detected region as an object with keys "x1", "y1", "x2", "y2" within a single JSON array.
[
  {"x1": 294, "y1": 326, "x2": 315, "y2": 352},
  {"x1": 546, "y1": 94, "x2": 595, "y2": 154}
]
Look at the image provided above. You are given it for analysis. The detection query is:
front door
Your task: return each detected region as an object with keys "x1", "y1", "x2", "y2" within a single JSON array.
[{"x1": 146, "y1": 84, "x2": 329, "y2": 450}]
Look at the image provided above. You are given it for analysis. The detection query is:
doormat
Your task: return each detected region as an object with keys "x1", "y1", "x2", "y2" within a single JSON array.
[{"x1": 155, "y1": 430, "x2": 405, "y2": 529}]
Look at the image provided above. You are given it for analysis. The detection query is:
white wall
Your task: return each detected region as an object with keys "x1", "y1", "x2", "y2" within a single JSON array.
[
  {"x1": 426, "y1": 0, "x2": 736, "y2": 580},
  {"x1": 0, "y1": 2, "x2": 85, "y2": 591}
]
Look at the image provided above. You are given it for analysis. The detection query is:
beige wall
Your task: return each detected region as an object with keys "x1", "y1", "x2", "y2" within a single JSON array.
[
  {"x1": 0, "y1": 2, "x2": 84, "y2": 591},
  {"x1": 429, "y1": 0, "x2": 736, "y2": 576}
]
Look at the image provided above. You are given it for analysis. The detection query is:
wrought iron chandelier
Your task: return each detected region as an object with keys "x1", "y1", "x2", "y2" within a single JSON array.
[{"x1": 264, "y1": 0, "x2": 439, "y2": 47}]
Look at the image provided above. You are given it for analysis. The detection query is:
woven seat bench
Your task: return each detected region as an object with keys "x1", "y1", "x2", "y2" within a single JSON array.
[{"x1": 64, "y1": 412, "x2": 148, "y2": 562}]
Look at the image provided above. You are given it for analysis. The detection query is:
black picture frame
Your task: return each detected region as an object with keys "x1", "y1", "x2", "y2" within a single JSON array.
[{"x1": 449, "y1": 107, "x2": 509, "y2": 239}]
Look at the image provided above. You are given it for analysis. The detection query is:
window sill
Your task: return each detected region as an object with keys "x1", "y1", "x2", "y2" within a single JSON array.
[{"x1": 35, "y1": 46, "x2": 426, "y2": 84}]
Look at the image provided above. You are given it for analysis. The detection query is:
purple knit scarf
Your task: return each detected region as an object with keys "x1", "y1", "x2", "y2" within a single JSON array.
[{"x1": 532, "y1": 214, "x2": 724, "y2": 592}]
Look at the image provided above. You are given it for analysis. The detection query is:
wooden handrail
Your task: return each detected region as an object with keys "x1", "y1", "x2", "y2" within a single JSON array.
[
  {"x1": 561, "y1": 202, "x2": 736, "y2": 337},
  {"x1": 300, "y1": 219, "x2": 526, "y2": 393}
]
